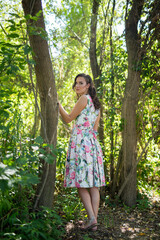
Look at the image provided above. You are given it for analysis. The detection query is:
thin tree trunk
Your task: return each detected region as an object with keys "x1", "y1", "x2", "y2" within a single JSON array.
[
  {"x1": 89, "y1": 0, "x2": 105, "y2": 147},
  {"x1": 119, "y1": 0, "x2": 144, "y2": 206},
  {"x1": 31, "y1": 82, "x2": 40, "y2": 138},
  {"x1": 109, "y1": 0, "x2": 116, "y2": 187},
  {"x1": 89, "y1": 0, "x2": 101, "y2": 86},
  {"x1": 22, "y1": 0, "x2": 58, "y2": 208},
  {"x1": 89, "y1": 0, "x2": 106, "y2": 202}
]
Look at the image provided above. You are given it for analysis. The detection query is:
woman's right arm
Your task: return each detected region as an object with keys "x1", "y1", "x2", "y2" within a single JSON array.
[{"x1": 59, "y1": 95, "x2": 87, "y2": 123}]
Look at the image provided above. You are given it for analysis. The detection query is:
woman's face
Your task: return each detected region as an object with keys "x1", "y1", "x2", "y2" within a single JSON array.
[{"x1": 75, "y1": 77, "x2": 90, "y2": 96}]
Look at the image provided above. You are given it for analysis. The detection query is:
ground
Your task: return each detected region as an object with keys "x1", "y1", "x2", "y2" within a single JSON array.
[{"x1": 62, "y1": 197, "x2": 160, "y2": 240}]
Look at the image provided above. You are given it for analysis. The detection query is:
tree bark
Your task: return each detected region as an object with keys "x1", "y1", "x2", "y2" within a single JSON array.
[
  {"x1": 22, "y1": 0, "x2": 58, "y2": 208},
  {"x1": 89, "y1": 0, "x2": 101, "y2": 86},
  {"x1": 119, "y1": 0, "x2": 144, "y2": 206},
  {"x1": 109, "y1": 0, "x2": 116, "y2": 188},
  {"x1": 89, "y1": 0, "x2": 106, "y2": 202},
  {"x1": 89, "y1": 0, "x2": 105, "y2": 147}
]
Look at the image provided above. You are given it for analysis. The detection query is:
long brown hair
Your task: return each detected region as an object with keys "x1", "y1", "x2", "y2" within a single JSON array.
[{"x1": 72, "y1": 73, "x2": 101, "y2": 110}]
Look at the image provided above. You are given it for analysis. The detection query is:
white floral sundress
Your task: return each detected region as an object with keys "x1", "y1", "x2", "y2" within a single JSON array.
[{"x1": 64, "y1": 94, "x2": 106, "y2": 188}]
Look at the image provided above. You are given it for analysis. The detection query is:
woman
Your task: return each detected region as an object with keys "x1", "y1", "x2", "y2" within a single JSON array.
[{"x1": 58, "y1": 73, "x2": 105, "y2": 230}]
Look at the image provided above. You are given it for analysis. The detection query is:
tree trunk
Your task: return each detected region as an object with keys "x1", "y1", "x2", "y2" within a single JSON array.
[
  {"x1": 119, "y1": 0, "x2": 144, "y2": 206},
  {"x1": 89, "y1": 0, "x2": 106, "y2": 202},
  {"x1": 31, "y1": 82, "x2": 40, "y2": 138},
  {"x1": 89, "y1": 0, "x2": 105, "y2": 146},
  {"x1": 109, "y1": 0, "x2": 116, "y2": 187},
  {"x1": 22, "y1": 0, "x2": 58, "y2": 208},
  {"x1": 89, "y1": 0, "x2": 101, "y2": 86}
]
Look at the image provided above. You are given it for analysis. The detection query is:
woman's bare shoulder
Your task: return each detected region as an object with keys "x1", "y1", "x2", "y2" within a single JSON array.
[{"x1": 77, "y1": 95, "x2": 88, "y2": 105}]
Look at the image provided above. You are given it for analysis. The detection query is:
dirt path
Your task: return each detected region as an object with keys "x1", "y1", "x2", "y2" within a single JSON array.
[{"x1": 63, "y1": 202, "x2": 160, "y2": 240}]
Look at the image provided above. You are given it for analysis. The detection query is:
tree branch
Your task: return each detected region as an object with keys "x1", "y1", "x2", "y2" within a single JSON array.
[{"x1": 0, "y1": 23, "x2": 8, "y2": 36}]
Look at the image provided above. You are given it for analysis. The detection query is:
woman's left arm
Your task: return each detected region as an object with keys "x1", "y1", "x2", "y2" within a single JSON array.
[
  {"x1": 59, "y1": 95, "x2": 87, "y2": 123},
  {"x1": 93, "y1": 111, "x2": 101, "y2": 131}
]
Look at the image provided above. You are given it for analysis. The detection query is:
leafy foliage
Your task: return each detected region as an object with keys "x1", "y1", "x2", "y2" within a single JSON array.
[{"x1": 0, "y1": 207, "x2": 65, "y2": 240}]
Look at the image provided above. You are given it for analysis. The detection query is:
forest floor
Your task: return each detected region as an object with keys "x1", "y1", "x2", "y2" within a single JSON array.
[{"x1": 62, "y1": 194, "x2": 160, "y2": 240}]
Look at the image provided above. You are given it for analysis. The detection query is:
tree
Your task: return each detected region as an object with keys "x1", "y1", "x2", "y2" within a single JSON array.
[
  {"x1": 108, "y1": 0, "x2": 116, "y2": 188},
  {"x1": 22, "y1": 0, "x2": 58, "y2": 208},
  {"x1": 119, "y1": 0, "x2": 144, "y2": 206},
  {"x1": 89, "y1": 0, "x2": 106, "y2": 147},
  {"x1": 89, "y1": 0, "x2": 101, "y2": 83},
  {"x1": 117, "y1": 0, "x2": 160, "y2": 206}
]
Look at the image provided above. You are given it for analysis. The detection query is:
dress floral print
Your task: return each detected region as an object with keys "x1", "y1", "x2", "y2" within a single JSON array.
[{"x1": 64, "y1": 95, "x2": 106, "y2": 188}]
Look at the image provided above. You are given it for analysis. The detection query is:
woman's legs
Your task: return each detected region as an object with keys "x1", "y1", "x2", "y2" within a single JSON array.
[
  {"x1": 78, "y1": 188, "x2": 95, "y2": 220},
  {"x1": 89, "y1": 187, "x2": 100, "y2": 220},
  {"x1": 78, "y1": 187, "x2": 100, "y2": 227}
]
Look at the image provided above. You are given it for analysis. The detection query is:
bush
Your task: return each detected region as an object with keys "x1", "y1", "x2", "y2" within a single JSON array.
[{"x1": 0, "y1": 207, "x2": 65, "y2": 240}]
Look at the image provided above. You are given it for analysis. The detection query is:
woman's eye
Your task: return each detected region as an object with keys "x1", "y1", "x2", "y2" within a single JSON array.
[{"x1": 75, "y1": 81, "x2": 84, "y2": 85}]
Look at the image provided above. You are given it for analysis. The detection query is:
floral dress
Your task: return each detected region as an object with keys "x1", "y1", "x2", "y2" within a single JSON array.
[{"x1": 64, "y1": 94, "x2": 105, "y2": 188}]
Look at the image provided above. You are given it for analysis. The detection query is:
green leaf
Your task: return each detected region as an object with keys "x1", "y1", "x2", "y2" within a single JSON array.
[
  {"x1": 0, "y1": 162, "x2": 7, "y2": 169},
  {"x1": 18, "y1": 173, "x2": 40, "y2": 186},
  {"x1": 4, "y1": 168, "x2": 17, "y2": 176},
  {"x1": 0, "y1": 199, "x2": 12, "y2": 214},
  {"x1": 26, "y1": 58, "x2": 36, "y2": 65},
  {"x1": 23, "y1": 45, "x2": 32, "y2": 55},
  {"x1": 9, "y1": 13, "x2": 20, "y2": 18},
  {"x1": 16, "y1": 157, "x2": 27, "y2": 165},
  {"x1": 35, "y1": 136, "x2": 44, "y2": 144},
  {"x1": 39, "y1": 148, "x2": 45, "y2": 154},
  {"x1": 0, "y1": 179, "x2": 9, "y2": 193},
  {"x1": 44, "y1": 154, "x2": 55, "y2": 164},
  {"x1": 0, "y1": 110, "x2": 9, "y2": 118},
  {"x1": 8, "y1": 33, "x2": 19, "y2": 38},
  {"x1": 11, "y1": 64, "x2": 19, "y2": 72}
]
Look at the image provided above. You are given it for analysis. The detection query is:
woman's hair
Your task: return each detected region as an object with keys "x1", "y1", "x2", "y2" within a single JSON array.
[{"x1": 72, "y1": 73, "x2": 101, "y2": 110}]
